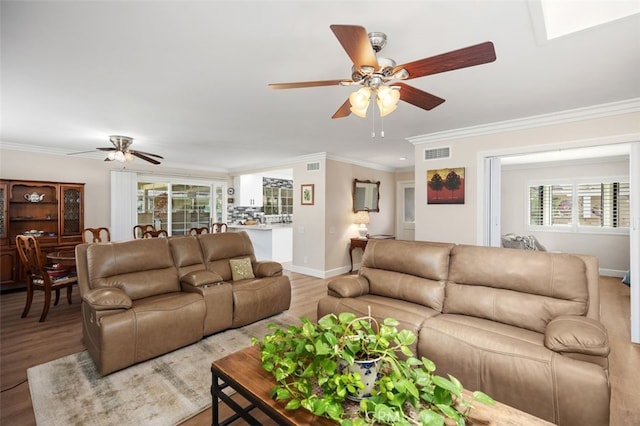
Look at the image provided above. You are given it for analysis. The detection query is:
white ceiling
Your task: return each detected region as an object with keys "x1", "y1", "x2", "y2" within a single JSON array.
[{"x1": 1, "y1": 1, "x2": 639, "y2": 172}]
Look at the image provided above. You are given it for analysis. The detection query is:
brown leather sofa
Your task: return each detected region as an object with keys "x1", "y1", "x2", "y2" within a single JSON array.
[
  {"x1": 318, "y1": 239, "x2": 610, "y2": 426},
  {"x1": 75, "y1": 231, "x2": 291, "y2": 375}
]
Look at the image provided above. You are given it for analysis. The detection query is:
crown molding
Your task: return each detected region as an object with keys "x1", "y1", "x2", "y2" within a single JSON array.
[
  {"x1": 407, "y1": 98, "x2": 640, "y2": 145},
  {"x1": 326, "y1": 154, "x2": 397, "y2": 173}
]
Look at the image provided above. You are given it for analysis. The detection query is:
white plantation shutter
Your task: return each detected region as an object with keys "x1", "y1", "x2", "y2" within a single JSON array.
[
  {"x1": 578, "y1": 182, "x2": 630, "y2": 228},
  {"x1": 529, "y1": 184, "x2": 572, "y2": 226},
  {"x1": 528, "y1": 180, "x2": 628, "y2": 231},
  {"x1": 550, "y1": 184, "x2": 573, "y2": 225}
]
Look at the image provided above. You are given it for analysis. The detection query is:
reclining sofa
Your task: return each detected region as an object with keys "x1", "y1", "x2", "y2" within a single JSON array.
[
  {"x1": 75, "y1": 231, "x2": 291, "y2": 375},
  {"x1": 318, "y1": 239, "x2": 610, "y2": 426}
]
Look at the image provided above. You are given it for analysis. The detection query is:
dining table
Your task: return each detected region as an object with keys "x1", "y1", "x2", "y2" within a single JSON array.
[{"x1": 46, "y1": 250, "x2": 77, "y2": 271}]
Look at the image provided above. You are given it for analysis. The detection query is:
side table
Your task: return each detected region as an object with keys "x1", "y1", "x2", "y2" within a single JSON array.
[
  {"x1": 349, "y1": 238, "x2": 368, "y2": 272},
  {"x1": 349, "y1": 235, "x2": 395, "y2": 272}
]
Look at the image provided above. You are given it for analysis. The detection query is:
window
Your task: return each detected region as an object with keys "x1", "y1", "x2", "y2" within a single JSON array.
[
  {"x1": 577, "y1": 182, "x2": 630, "y2": 228},
  {"x1": 528, "y1": 179, "x2": 629, "y2": 233},
  {"x1": 137, "y1": 179, "x2": 226, "y2": 235},
  {"x1": 262, "y1": 178, "x2": 293, "y2": 215}
]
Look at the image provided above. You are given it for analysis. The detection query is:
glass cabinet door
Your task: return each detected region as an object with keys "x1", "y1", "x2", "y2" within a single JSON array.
[{"x1": 59, "y1": 184, "x2": 84, "y2": 243}]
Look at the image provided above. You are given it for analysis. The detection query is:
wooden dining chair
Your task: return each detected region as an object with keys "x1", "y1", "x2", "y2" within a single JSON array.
[
  {"x1": 211, "y1": 222, "x2": 228, "y2": 233},
  {"x1": 189, "y1": 227, "x2": 210, "y2": 236},
  {"x1": 83, "y1": 227, "x2": 111, "y2": 243},
  {"x1": 133, "y1": 224, "x2": 155, "y2": 239},
  {"x1": 142, "y1": 229, "x2": 168, "y2": 238},
  {"x1": 15, "y1": 235, "x2": 77, "y2": 322}
]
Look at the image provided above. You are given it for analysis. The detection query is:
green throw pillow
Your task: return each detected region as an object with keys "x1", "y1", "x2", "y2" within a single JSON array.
[{"x1": 229, "y1": 257, "x2": 255, "y2": 281}]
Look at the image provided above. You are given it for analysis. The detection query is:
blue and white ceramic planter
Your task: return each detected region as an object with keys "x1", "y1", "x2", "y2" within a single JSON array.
[{"x1": 339, "y1": 357, "x2": 381, "y2": 401}]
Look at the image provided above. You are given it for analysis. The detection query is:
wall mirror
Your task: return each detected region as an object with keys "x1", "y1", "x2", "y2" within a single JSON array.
[{"x1": 353, "y1": 179, "x2": 380, "y2": 213}]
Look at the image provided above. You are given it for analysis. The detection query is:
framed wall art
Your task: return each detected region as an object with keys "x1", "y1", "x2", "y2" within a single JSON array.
[
  {"x1": 301, "y1": 184, "x2": 314, "y2": 205},
  {"x1": 427, "y1": 167, "x2": 465, "y2": 204}
]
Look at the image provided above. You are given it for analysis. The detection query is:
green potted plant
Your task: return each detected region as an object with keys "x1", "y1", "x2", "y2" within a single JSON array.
[{"x1": 252, "y1": 312, "x2": 494, "y2": 426}]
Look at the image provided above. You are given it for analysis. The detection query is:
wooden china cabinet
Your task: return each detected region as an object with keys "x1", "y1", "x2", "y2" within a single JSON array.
[{"x1": 0, "y1": 179, "x2": 84, "y2": 290}]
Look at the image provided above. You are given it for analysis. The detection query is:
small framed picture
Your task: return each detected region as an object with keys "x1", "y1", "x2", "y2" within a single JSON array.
[{"x1": 301, "y1": 184, "x2": 314, "y2": 205}]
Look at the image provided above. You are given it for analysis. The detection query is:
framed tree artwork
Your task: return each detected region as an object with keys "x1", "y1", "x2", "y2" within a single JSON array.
[
  {"x1": 301, "y1": 184, "x2": 314, "y2": 205},
  {"x1": 427, "y1": 167, "x2": 465, "y2": 204}
]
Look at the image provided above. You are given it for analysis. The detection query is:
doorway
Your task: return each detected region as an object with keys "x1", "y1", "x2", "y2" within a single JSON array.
[{"x1": 396, "y1": 181, "x2": 415, "y2": 240}]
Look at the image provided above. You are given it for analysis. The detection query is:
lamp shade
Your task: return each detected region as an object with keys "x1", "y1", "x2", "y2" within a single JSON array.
[
  {"x1": 354, "y1": 210, "x2": 370, "y2": 225},
  {"x1": 349, "y1": 87, "x2": 371, "y2": 117},
  {"x1": 376, "y1": 86, "x2": 400, "y2": 117}
]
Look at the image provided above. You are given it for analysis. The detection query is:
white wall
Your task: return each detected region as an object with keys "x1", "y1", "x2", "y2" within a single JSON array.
[
  {"x1": 501, "y1": 158, "x2": 630, "y2": 273},
  {"x1": 323, "y1": 160, "x2": 395, "y2": 276},
  {"x1": 0, "y1": 149, "x2": 229, "y2": 232},
  {"x1": 413, "y1": 111, "x2": 640, "y2": 244},
  {"x1": 1, "y1": 150, "x2": 112, "y2": 229},
  {"x1": 290, "y1": 158, "x2": 326, "y2": 277}
]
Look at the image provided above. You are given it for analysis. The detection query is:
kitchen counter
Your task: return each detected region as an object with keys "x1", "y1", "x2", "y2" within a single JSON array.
[{"x1": 228, "y1": 224, "x2": 292, "y2": 263}]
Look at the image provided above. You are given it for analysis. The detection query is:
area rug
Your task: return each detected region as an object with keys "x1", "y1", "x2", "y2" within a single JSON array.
[{"x1": 27, "y1": 312, "x2": 298, "y2": 426}]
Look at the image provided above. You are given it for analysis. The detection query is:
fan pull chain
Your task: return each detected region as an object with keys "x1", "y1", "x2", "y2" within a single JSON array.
[{"x1": 371, "y1": 96, "x2": 376, "y2": 138}]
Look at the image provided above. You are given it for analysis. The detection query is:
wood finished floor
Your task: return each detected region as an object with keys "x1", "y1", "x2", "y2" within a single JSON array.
[{"x1": 1, "y1": 273, "x2": 637, "y2": 425}]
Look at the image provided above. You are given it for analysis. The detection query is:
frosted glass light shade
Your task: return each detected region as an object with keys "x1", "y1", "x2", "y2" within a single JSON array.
[
  {"x1": 376, "y1": 86, "x2": 400, "y2": 116},
  {"x1": 349, "y1": 87, "x2": 371, "y2": 117}
]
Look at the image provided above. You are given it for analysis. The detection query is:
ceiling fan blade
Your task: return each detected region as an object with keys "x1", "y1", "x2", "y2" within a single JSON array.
[
  {"x1": 133, "y1": 150, "x2": 164, "y2": 159},
  {"x1": 395, "y1": 83, "x2": 446, "y2": 111},
  {"x1": 96, "y1": 147, "x2": 117, "y2": 151},
  {"x1": 269, "y1": 79, "x2": 346, "y2": 90},
  {"x1": 131, "y1": 151, "x2": 161, "y2": 165},
  {"x1": 331, "y1": 98, "x2": 352, "y2": 119},
  {"x1": 330, "y1": 24, "x2": 379, "y2": 71},
  {"x1": 394, "y1": 41, "x2": 496, "y2": 80}
]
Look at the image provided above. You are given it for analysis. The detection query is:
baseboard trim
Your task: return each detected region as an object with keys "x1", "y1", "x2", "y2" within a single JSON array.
[{"x1": 600, "y1": 268, "x2": 627, "y2": 278}]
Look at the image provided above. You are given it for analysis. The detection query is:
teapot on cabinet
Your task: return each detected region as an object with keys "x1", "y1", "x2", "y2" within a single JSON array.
[{"x1": 24, "y1": 192, "x2": 45, "y2": 203}]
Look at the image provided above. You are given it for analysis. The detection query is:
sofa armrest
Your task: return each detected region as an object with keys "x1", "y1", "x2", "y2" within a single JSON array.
[
  {"x1": 327, "y1": 275, "x2": 370, "y2": 298},
  {"x1": 253, "y1": 261, "x2": 283, "y2": 277},
  {"x1": 544, "y1": 315, "x2": 610, "y2": 357},
  {"x1": 181, "y1": 270, "x2": 223, "y2": 287},
  {"x1": 82, "y1": 288, "x2": 132, "y2": 311}
]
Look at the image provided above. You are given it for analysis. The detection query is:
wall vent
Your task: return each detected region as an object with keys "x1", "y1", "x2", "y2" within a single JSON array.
[
  {"x1": 424, "y1": 146, "x2": 451, "y2": 161},
  {"x1": 306, "y1": 161, "x2": 321, "y2": 171}
]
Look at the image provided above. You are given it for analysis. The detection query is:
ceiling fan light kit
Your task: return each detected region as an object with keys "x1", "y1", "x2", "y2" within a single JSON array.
[
  {"x1": 268, "y1": 24, "x2": 497, "y2": 128},
  {"x1": 94, "y1": 135, "x2": 164, "y2": 165}
]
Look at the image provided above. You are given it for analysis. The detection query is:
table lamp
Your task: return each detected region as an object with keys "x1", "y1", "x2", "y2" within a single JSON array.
[{"x1": 354, "y1": 210, "x2": 370, "y2": 239}]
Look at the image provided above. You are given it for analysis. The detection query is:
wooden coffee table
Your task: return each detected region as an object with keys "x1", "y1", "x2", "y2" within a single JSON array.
[{"x1": 211, "y1": 345, "x2": 554, "y2": 426}]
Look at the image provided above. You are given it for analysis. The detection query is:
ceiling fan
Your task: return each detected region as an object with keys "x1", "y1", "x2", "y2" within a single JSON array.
[
  {"x1": 269, "y1": 25, "x2": 496, "y2": 119},
  {"x1": 70, "y1": 135, "x2": 164, "y2": 165}
]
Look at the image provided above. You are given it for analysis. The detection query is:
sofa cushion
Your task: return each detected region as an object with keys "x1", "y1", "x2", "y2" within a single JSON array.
[
  {"x1": 360, "y1": 267, "x2": 445, "y2": 311},
  {"x1": 86, "y1": 238, "x2": 180, "y2": 300},
  {"x1": 229, "y1": 257, "x2": 255, "y2": 281},
  {"x1": 445, "y1": 245, "x2": 589, "y2": 332},
  {"x1": 317, "y1": 294, "x2": 440, "y2": 355},
  {"x1": 198, "y1": 232, "x2": 256, "y2": 280},
  {"x1": 419, "y1": 314, "x2": 610, "y2": 426},
  {"x1": 363, "y1": 239, "x2": 454, "y2": 281},
  {"x1": 231, "y1": 276, "x2": 291, "y2": 328},
  {"x1": 168, "y1": 235, "x2": 205, "y2": 278}
]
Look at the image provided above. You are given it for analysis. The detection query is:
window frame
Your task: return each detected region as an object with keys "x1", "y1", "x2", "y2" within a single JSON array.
[
  {"x1": 137, "y1": 175, "x2": 227, "y2": 236},
  {"x1": 526, "y1": 176, "x2": 629, "y2": 235}
]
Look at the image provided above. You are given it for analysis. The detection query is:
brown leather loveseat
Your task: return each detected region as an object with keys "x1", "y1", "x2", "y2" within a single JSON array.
[
  {"x1": 75, "y1": 231, "x2": 291, "y2": 375},
  {"x1": 318, "y1": 239, "x2": 610, "y2": 426}
]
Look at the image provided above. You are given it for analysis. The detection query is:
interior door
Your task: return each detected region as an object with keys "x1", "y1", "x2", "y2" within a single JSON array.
[{"x1": 396, "y1": 181, "x2": 415, "y2": 240}]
